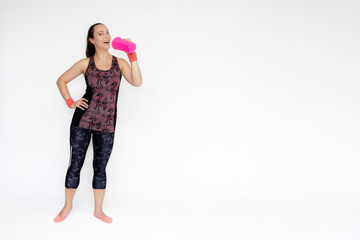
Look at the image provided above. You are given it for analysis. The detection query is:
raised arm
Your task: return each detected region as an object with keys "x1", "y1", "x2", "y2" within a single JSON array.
[
  {"x1": 117, "y1": 57, "x2": 142, "y2": 87},
  {"x1": 115, "y1": 38, "x2": 142, "y2": 87}
]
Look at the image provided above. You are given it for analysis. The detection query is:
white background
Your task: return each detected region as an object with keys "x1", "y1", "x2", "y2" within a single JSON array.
[{"x1": 1, "y1": 0, "x2": 360, "y2": 239}]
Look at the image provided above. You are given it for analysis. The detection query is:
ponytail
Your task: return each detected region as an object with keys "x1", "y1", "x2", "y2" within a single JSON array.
[{"x1": 86, "y1": 23, "x2": 103, "y2": 58}]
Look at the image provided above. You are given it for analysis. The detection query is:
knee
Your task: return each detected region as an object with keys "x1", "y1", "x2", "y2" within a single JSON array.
[
  {"x1": 68, "y1": 165, "x2": 82, "y2": 175},
  {"x1": 93, "y1": 163, "x2": 108, "y2": 174},
  {"x1": 93, "y1": 168, "x2": 107, "y2": 177}
]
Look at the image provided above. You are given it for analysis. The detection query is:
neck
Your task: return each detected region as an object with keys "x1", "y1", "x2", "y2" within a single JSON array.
[{"x1": 93, "y1": 49, "x2": 111, "y2": 60}]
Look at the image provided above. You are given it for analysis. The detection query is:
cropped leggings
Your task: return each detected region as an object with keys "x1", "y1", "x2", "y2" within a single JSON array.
[{"x1": 65, "y1": 124, "x2": 115, "y2": 189}]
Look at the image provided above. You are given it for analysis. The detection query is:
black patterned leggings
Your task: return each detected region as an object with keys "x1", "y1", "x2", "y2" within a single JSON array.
[{"x1": 65, "y1": 124, "x2": 115, "y2": 189}]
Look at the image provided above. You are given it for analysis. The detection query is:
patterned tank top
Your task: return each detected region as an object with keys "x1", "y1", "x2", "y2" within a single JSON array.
[{"x1": 71, "y1": 55, "x2": 122, "y2": 133}]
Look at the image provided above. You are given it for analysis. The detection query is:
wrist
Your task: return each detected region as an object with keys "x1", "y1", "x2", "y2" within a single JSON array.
[
  {"x1": 127, "y1": 52, "x2": 137, "y2": 62},
  {"x1": 66, "y1": 97, "x2": 74, "y2": 108}
]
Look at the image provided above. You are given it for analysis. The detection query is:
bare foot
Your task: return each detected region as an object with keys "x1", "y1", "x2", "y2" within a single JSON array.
[
  {"x1": 59, "y1": 205, "x2": 72, "y2": 217},
  {"x1": 94, "y1": 210, "x2": 109, "y2": 218}
]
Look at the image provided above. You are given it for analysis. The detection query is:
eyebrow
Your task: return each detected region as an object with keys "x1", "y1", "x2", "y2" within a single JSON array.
[{"x1": 97, "y1": 30, "x2": 109, "y2": 33}]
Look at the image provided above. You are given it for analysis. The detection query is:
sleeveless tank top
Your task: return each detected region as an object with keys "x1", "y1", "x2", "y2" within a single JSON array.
[{"x1": 71, "y1": 55, "x2": 122, "y2": 133}]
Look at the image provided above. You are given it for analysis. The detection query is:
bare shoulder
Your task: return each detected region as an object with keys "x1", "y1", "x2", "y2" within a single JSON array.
[
  {"x1": 79, "y1": 57, "x2": 90, "y2": 68},
  {"x1": 79, "y1": 57, "x2": 90, "y2": 64},
  {"x1": 116, "y1": 57, "x2": 128, "y2": 71},
  {"x1": 75, "y1": 57, "x2": 90, "y2": 74},
  {"x1": 116, "y1": 57, "x2": 126, "y2": 63}
]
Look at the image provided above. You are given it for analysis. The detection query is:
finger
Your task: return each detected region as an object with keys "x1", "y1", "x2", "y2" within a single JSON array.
[
  {"x1": 77, "y1": 104, "x2": 84, "y2": 110},
  {"x1": 80, "y1": 100, "x2": 88, "y2": 107},
  {"x1": 82, "y1": 98, "x2": 88, "y2": 102}
]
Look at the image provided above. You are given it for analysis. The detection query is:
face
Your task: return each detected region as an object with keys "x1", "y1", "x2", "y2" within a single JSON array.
[{"x1": 89, "y1": 24, "x2": 111, "y2": 50}]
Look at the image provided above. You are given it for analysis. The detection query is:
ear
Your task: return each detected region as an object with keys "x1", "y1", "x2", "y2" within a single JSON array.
[{"x1": 89, "y1": 38, "x2": 95, "y2": 45}]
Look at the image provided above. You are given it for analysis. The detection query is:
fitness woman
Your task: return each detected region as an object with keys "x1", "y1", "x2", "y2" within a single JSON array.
[{"x1": 54, "y1": 23, "x2": 142, "y2": 223}]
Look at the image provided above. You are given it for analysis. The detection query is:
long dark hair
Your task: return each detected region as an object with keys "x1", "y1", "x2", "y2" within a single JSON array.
[{"x1": 86, "y1": 23, "x2": 103, "y2": 58}]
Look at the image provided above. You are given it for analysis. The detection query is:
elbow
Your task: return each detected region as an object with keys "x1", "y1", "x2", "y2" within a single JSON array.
[
  {"x1": 56, "y1": 78, "x2": 66, "y2": 87},
  {"x1": 56, "y1": 78, "x2": 61, "y2": 86},
  {"x1": 132, "y1": 78, "x2": 142, "y2": 87}
]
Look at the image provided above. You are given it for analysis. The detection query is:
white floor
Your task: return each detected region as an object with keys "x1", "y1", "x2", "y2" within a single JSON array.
[{"x1": 2, "y1": 193, "x2": 359, "y2": 240}]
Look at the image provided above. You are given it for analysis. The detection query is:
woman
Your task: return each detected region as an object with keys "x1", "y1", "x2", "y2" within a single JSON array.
[{"x1": 54, "y1": 23, "x2": 142, "y2": 223}]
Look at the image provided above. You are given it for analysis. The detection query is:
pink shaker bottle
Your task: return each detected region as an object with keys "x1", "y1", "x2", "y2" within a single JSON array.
[{"x1": 111, "y1": 37, "x2": 136, "y2": 53}]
